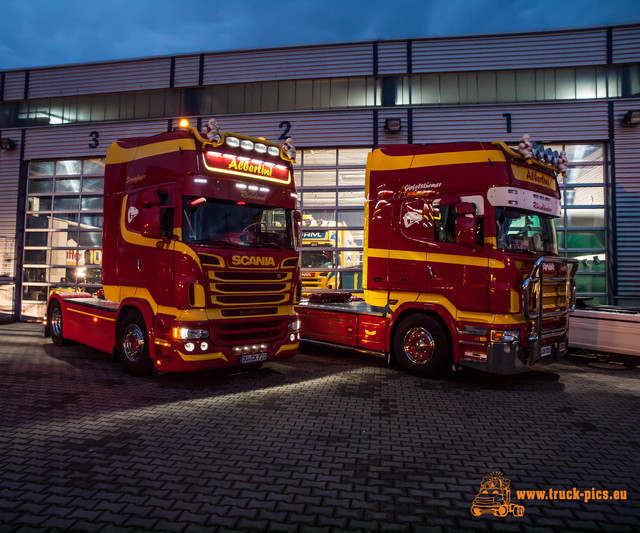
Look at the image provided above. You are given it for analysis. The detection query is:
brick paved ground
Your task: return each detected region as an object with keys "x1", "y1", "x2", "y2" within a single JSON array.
[{"x1": 0, "y1": 322, "x2": 638, "y2": 532}]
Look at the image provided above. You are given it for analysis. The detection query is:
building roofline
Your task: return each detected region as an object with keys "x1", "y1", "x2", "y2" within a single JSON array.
[{"x1": 1, "y1": 21, "x2": 639, "y2": 74}]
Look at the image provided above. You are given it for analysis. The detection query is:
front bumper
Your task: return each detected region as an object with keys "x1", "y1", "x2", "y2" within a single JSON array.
[{"x1": 459, "y1": 338, "x2": 568, "y2": 375}]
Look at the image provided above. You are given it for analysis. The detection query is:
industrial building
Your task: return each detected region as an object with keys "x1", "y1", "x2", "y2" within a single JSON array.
[{"x1": 1, "y1": 23, "x2": 639, "y2": 320}]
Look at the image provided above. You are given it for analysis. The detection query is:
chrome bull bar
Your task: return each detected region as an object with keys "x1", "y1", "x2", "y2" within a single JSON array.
[{"x1": 523, "y1": 256, "x2": 578, "y2": 364}]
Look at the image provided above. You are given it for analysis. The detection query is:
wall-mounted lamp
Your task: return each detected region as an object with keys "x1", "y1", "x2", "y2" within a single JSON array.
[
  {"x1": 622, "y1": 110, "x2": 640, "y2": 125},
  {"x1": 384, "y1": 118, "x2": 402, "y2": 133},
  {"x1": 0, "y1": 138, "x2": 17, "y2": 151}
]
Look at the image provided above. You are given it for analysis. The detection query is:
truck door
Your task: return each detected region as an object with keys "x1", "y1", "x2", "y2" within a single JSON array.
[
  {"x1": 129, "y1": 186, "x2": 176, "y2": 307},
  {"x1": 425, "y1": 196, "x2": 489, "y2": 314},
  {"x1": 388, "y1": 199, "x2": 430, "y2": 292}
]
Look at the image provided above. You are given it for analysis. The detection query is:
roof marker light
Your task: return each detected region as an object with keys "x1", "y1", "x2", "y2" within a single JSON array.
[{"x1": 179, "y1": 118, "x2": 189, "y2": 128}]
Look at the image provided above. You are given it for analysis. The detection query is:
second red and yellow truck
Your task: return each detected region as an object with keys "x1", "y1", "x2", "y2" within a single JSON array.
[{"x1": 297, "y1": 137, "x2": 578, "y2": 377}]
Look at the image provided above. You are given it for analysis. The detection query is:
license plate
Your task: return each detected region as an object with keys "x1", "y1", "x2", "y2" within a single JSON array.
[
  {"x1": 240, "y1": 352, "x2": 267, "y2": 364},
  {"x1": 541, "y1": 345, "x2": 552, "y2": 358}
]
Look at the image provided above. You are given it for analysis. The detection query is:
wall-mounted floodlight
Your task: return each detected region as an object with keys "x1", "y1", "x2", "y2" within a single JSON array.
[
  {"x1": 0, "y1": 138, "x2": 17, "y2": 151},
  {"x1": 622, "y1": 110, "x2": 640, "y2": 125},
  {"x1": 384, "y1": 118, "x2": 402, "y2": 133}
]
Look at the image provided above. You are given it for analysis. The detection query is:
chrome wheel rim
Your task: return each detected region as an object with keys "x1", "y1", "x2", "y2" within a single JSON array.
[
  {"x1": 403, "y1": 327, "x2": 435, "y2": 365},
  {"x1": 122, "y1": 324, "x2": 145, "y2": 363},
  {"x1": 50, "y1": 306, "x2": 62, "y2": 337}
]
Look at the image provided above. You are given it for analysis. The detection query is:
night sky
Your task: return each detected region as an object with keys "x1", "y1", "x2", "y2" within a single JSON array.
[{"x1": 1, "y1": 0, "x2": 640, "y2": 70}]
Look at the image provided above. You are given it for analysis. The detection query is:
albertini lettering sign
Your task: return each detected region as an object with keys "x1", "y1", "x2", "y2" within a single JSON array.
[
  {"x1": 510, "y1": 164, "x2": 557, "y2": 192},
  {"x1": 203, "y1": 151, "x2": 291, "y2": 184}
]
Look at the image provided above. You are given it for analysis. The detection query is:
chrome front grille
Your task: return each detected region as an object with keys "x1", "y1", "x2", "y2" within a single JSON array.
[{"x1": 207, "y1": 268, "x2": 293, "y2": 307}]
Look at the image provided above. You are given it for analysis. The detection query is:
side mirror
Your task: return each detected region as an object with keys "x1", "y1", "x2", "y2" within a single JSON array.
[
  {"x1": 293, "y1": 210, "x2": 302, "y2": 248},
  {"x1": 455, "y1": 202, "x2": 477, "y2": 246},
  {"x1": 141, "y1": 205, "x2": 162, "y2": 239},
  {"x1": 455, "y1": 201, "x2": 476, "y2": 216}
]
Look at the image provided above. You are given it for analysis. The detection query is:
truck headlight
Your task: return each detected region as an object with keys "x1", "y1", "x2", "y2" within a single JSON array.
[
  {"x1": 288, "y1": 319, "x2": 300, "y2": 332},
  {"x1": 173, "y1": 327, "x2": 209, "y2": 340},
  {"x1": 490, "y1": 330, "x2": 520, "y2": 343}
]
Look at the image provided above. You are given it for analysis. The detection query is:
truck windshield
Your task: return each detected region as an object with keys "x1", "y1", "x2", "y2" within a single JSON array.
[
  {"x1": 495, "y1": 207, "x2": 557, "y2": 255},
  {"x1": 183, "y1": 197, "x2": 295, "y2": 250},
  {"x1": 302, "y1": 250, "x2": 334, "y2": 268}
]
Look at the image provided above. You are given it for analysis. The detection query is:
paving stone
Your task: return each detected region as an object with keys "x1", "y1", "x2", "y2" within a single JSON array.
[{"x1": 0, "y1": 323, "x2": 638, "y2": 532}]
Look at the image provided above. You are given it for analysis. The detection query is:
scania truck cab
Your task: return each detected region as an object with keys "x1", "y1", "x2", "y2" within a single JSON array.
[
  {"x1": 297, "y1": 137, "x2": 578, "y2": 377},
  {"x1": 46, "y1": 119, "x2": 301, "y2": 375}
]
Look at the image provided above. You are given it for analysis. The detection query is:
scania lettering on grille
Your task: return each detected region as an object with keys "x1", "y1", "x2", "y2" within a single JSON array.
[{"x1": 231, "y1": 255, "x2": 276, "y2": 267}]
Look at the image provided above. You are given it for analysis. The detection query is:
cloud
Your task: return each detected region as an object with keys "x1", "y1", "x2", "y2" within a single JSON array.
[{"x1": 1, "y1": 0, "x2": 640, "y2": 69}]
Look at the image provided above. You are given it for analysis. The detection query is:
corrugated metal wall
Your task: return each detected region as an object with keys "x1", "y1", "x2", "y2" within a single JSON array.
[
  {"x1": 612, "y1": 26, "x2": 640, "y2": 63},
  {"x1": 23, "y1": 120, "x2": 169, "y2": 160},
  {"x1": 0, "y1": 128, "x2": 22, "y2": 316},
  {"x1": 27, "y1": 59, "x2": 171, "y2": 98},
  {"x1": 412, "y1": 101, "x2": 609, "y2": 143},
  {"x1": 3, "y1": 71, "x2": 26, "y2": 100},
  {"x1": 377, "y1": 41, "x2": 408, "y2": 75},
  {"x1": 0, "y1": 129, "x2": 21, "y2": 239},
  {"x1": 173, "y1": 55, "x2": 201, "y2": 88},
  {"x1": 412, "y1": 29, "x2": 608, "y2": 72},
  {"x1": 203, "y1": 44, "x2": 373, "y2": 84},
  {"x1": 613, "y1": 99, "x2": 640, "y2": 305},
  {"x1": 218, "y1": 111, "x2": 374, "y2": 147},
  {"x1": 377, "y1": 108, "x2": 409, "y2": 145}
]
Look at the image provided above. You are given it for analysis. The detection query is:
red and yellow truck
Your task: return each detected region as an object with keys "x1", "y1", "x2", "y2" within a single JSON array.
[
  {"x1": 301, "y1": 215, "x2": 361, "y2": 292},
  {"x1": 297, "y1": 138, "x2": 578, "y2": 377},
  {"x1": 45, "y1": 119, "x2": 301, "y2": 375}
]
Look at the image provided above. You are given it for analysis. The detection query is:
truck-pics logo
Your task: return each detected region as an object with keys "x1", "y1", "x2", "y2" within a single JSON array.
[{"x1": 471, "y1": 471, "x2": 525, "y2": 517}]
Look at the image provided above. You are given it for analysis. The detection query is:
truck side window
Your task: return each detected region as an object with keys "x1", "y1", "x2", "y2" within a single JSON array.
[
  {"x1": 433, "y1": 206, "x2": 456, "y2": 243},
  {"x1": 159, "y1": 192, "x2": 174, "y2": 239},
  {"x1": 434, "y1": 203, "x2": 484, "y2": 246}
]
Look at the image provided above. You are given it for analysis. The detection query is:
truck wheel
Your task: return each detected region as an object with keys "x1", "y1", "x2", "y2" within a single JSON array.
[
  {"x1": 117, "y1": 311, "x2": 153, "y2": 376},
  {"x1": 48, "y1": 300, "x2": 68, "y2": 346},
  {"x1": 393, "y1": 314, "x2": 450, "y2": 377}
]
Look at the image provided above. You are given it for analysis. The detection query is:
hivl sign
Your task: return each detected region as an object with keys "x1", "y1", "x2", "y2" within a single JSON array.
[{"x1": 203, "y1": 151, "x2": 291, "y2": 184}]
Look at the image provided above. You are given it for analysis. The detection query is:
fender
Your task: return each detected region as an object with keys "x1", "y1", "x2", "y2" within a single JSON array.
[
  {"x1": 116, "y1": 297, "x2": 158, "y2": 353},
  {"x1": 387, "y1": 301, "x2": 461, "y2": 362}
]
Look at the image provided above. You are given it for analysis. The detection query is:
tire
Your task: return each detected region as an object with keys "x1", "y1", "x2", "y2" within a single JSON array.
[
  {"x1": 470, "y1": 506, "x2": 481, "y2": 517},
  {"x1": 393, "y1": 314, "x2": 450, "y2": 377},
  {"x1": 117, "y1": 310, "x2": 153, "y2": 376},
  {"x1": 48, "y1": 299, "x2": 68, "y2": 346}
]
